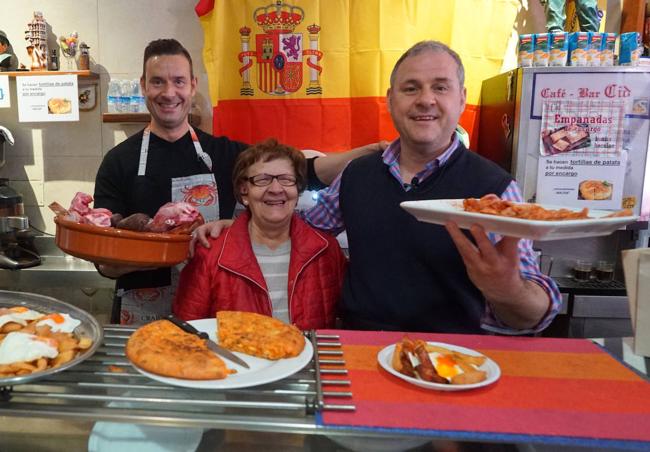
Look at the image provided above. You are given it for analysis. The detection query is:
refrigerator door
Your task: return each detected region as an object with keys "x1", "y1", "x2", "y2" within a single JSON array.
[{"x1": 477, "y1": 69, "x2": 518, "y2": 172}]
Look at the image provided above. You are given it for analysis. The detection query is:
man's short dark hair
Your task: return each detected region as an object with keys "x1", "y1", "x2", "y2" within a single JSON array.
[
  {"x1": 142, "y1": 38, "x2": 194, "y2": 79},
  {"x1": 389, "y1": 40, "x2": 465, "y2": 88}
]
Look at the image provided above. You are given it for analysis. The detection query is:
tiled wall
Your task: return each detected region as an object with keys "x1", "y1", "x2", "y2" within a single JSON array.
[{"x1": 0, "y1": 0, "x2": 212, "y2": 234}]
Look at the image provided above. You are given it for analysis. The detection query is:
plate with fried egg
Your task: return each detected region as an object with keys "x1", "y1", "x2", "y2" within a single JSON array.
[
  {"x1": 0, "y1": 290, "x2": 103, "y2": 386},
  {"x1": 377, "y1": 340, "x2": 500, "y2": 391}
]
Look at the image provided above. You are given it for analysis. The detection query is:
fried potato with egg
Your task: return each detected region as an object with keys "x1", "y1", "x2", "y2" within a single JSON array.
[
  {"x1": 0, "y1": 309, "x2": 93, "y2": 378},
  {"x1": 0, "y1": 322, "x2": 24, "y2": 334},
  {"x1": 52, "y1": 349, "x2": 76, "y2": 368},
  {"x1": 391, "y1": 342, "x2": 404, "y2": 373}
]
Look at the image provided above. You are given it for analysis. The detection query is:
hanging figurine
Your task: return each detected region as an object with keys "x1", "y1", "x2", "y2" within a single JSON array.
[{"x1": 24, "y1": 11, "x2": 48, "y2": 71}]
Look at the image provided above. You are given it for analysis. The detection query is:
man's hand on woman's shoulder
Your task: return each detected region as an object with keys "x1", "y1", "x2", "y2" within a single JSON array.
[{"x1": 189, "y1": 219, "x2": 235, "y2": 257}]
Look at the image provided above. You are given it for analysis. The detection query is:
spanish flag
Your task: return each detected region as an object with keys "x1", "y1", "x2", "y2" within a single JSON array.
[{"x1": 196, "y1": 0, "x2": 519, "y2": 151}]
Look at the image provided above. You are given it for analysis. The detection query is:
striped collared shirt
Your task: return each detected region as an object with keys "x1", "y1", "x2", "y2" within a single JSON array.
[{"x1": 303, "y1": 138, "x2": 562, "y2": 335}]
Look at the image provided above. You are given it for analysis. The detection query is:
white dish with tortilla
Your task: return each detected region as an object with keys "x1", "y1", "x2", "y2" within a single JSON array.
[
  {"x1": 401, "y1": 199, "x2": 637, "y2": 241},
  {"x1": 130, "y1": 318, "x2": 313, "y2": 389}
]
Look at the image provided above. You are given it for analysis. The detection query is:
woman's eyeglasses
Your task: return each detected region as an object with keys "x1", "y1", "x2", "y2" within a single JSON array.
[{"x1": 247, "y1": 173, "x2": 297, "y2": 187}]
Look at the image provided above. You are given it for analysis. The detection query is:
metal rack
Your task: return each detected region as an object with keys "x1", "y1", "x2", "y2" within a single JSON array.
[{"x1": 0, "y1": 326, "x2": 354, "y2": 433}]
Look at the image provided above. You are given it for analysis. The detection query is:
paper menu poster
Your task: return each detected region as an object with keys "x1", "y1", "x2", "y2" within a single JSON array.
[
  {"x1": 16, "y1": 74, "x2": 79, "y2": 122},
  {"x1": 0, "y1": 75, "x2": 9, "y2": 108},
  {"x1": 537, "y1": 100, "x2": 626, "y2": 210},
  {"x1": 536, "y1": 152, "x2": 626, "y2": 210}
]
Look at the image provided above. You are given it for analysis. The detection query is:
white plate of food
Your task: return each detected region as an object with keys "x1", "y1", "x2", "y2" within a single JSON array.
[
  {"x1": 130, "y1": 318, "x2": 313, "y2": 389},
  {"x1": 377, "y1": 340, "x2": 500, "y2": 391},
  {"x1": 401, "y1": 198, "x2": 637, "y2": 241},
  {"x1": 0, "y1": 290, "x2": 102, "y2": 386}
]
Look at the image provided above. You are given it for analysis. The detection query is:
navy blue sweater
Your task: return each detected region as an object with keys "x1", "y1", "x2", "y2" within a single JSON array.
[{"x1": 339, "y1": 144, "x2": 512, "y2": 333}]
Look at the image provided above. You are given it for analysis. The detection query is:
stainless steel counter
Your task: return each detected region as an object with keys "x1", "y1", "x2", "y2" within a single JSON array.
[{"x1": 0, "y1": 235, "x2": 114, "y2": 290}]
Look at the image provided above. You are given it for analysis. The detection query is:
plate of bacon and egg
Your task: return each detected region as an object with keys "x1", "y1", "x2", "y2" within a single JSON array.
[{"x1": 377, "y1": 337, "x2": 500, "y2": 391}]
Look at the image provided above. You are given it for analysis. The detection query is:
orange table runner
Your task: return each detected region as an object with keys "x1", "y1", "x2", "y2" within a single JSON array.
[{"x1": 317, "y1": 330, "x2": 650, "y2": 449}]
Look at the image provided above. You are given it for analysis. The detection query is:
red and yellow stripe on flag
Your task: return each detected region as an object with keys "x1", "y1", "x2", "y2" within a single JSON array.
[{"x1": 196, "y1": 0, "x2": 519, "y2": 151}]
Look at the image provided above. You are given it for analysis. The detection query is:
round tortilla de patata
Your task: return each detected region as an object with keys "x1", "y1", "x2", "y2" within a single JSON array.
[
  {"x1": 126, "y1": 320, "x2": 233, "y2": 380},
  {"x1": 579, "y1": 180, "x2": 612, "y2": 200}
]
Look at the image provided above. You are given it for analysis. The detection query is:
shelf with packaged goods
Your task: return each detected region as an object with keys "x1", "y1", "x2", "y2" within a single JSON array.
[{"x1": 3, "y1": 70, "x2": 99, "y2": 83}]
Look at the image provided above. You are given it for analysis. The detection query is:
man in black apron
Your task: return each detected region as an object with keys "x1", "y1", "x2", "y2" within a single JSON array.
[{"x1": 93, "y1": 39, "x2": 381, "y2": 324}]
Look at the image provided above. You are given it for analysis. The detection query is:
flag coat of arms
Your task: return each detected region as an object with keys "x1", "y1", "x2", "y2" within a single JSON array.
[{"x1": 196, "y1": 0, "x2": 520, "y2": 151}]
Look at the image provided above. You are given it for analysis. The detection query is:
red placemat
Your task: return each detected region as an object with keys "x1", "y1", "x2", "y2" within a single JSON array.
[{"x1": 318, "y1": 330, "x2": 650, "y2": 447}]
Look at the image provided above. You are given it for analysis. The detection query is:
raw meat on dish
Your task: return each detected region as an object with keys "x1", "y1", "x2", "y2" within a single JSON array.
[
  {"x1": 148, "y1": 202, "x2": 201, "y2": 233},
  {"x1": 68, "y1": 192, "x2": 112, "y2": 227}
]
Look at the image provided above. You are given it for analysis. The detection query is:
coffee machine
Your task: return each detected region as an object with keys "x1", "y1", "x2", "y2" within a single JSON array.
[{"x1": 0, "y1": 128, "x2": 41, "y2": 269}]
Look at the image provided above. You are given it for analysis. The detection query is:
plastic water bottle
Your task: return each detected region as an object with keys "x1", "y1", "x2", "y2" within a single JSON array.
[
  {"x1": 136, "y1": 82, "x2": 147, "y2": 113},
  {"x1": 107, "y1": 80, "x2": 120, "y2": 113},
  {"x1": 118, "y1": 80, "x2": 131, "y2": 113},
  {"x1": 129, "y1": 80, "x2": 140, "y2": 113},
  {"x1": 130, "y1": 80, "x2": 147, "y2": 113}
]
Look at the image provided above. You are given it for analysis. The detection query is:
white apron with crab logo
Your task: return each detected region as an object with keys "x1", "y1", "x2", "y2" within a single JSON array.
[{"x1": 118, "y1": 126, "x2": 219, "y2": 325}]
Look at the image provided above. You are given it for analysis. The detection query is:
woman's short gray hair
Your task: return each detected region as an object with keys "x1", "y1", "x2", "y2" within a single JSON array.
[{"x1": 389, "y1": 40, "x2": 465, "y2": 88}]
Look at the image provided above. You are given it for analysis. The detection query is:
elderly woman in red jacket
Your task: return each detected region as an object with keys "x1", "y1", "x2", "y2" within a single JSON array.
[{"x1": 173, "y1": 139, "x2": 346, "y2": 330}]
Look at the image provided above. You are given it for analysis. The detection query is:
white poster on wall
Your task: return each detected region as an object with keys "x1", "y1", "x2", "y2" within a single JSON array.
[
  {"x1": 536, "y1": 153, "x2": 627, "y2": 210},
  {"x1": 537, "y1": 99, "x2": 627, "y2": 210},
  {"x1": 0, "y1": 75, "x2": 9, "y2": 108},
  {"x1": 16, "y1": 74, "x2": 79, "y2": 122}
]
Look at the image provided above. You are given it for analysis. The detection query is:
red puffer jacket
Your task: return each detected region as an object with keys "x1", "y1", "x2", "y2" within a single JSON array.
[{"x1": 173, "y1": 211, "x2": 346, "y2": 330}]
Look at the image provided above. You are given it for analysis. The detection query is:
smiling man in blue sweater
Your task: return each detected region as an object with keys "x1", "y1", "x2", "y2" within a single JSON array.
[{"x1": 304, "y1": 41, "x2": 561, "y2": 334}]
